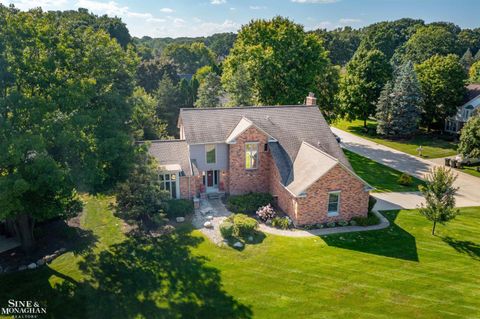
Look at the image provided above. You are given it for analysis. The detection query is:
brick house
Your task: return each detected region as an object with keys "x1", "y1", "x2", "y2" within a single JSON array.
[{"x1": 147, "y1": 94, "x2": 372, "y2": 226}]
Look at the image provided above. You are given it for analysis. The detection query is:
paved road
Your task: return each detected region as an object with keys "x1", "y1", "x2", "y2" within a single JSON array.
[{"x1": 331, "y1": 127, "x2": 480, "y2": 209}]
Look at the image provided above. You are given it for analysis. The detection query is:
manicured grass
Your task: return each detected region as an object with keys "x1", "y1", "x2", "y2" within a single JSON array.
[
  {"x1": 344, "y1": 149, "x2": 425, "y2": 192},
  {"x1": 2, "y1": 197, "x2": 480, "y2": 318},
  {"x1": 333, "y1": 119, "x2": 458, "y2": 159},
  {"x1": 460, "y1": 165, "x2": 480, "y2": 178}
]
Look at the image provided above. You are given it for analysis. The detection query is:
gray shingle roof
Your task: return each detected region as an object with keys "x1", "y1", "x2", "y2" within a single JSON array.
[
  {"x1": 146, "y1": 140, "x2": 192, "y2": 176},
  {"x1": 179, "y1": 106, "x2": 351, "y2": 170}
]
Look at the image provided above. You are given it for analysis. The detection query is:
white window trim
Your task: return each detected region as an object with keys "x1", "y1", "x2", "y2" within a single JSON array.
[
  {"x1": 159, "y1": 172, "x2": 180, "y2": 199},
  {"x1": 245, "y1": 142, "x2": 259, "y2": 170},
  {"x1": 327, "y1": 191, "x2": 341, "y2": 217},
  {"x1": 205, "y1": 144, "x2": 216, "y2": 164}
]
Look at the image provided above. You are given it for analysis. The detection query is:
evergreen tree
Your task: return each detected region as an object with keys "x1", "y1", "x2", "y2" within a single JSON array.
[
  {"x1": 195, "y1": 73, "x2": 222, "y2": 108},
  {"x1": 376, "y1": 61, "x2": 423, "y2": 136},
  {"x1": 155, "y1": 77, "x2": 181, "y2": 137},
  {"x1": 223, "y1": 63, "x2": 256, "y2": 106},
  {"x1": 474, "y1": 49, "x2": 480, "y2": 62},
  {"x1": 460, "y1": 48, "x2": 474, "y2": 70}
]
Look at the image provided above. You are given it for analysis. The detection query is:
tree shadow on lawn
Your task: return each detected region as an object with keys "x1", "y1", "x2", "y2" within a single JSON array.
[
  {"x1": 321, "y1": 210, "x2": 419, "y2": 262},
  {"x1": 442, "y1": 236, "x2": 480, "y2": 261},
  {"x1": 1, "y1": 229, "x2": 252, "y2": 319}
]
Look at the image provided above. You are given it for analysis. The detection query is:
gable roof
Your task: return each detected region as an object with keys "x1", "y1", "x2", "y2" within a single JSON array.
[
  {"x1": 464, "y1": 84, "x2": 480, "y2": 104},
  {"x1": 179, "y1": 105, "x2": 351, "y2": 170},
  {"x1": 146, "y1": 140, "x2": 192, "y2": 176},
  {"x1": 285, "y1": 142, "x2": 373, "y2": 196}
]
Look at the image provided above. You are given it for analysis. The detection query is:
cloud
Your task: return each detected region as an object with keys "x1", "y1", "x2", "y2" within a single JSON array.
[
  {"x1": 339, "y1": 18, "x2": 362, "y2": 24},
  {"x1": 159, "y1": 7, "x2": 174, "y2": 13},
  {"x1": 210, "y1": 0, "x2": 226, "y2": 4},
  {"x1": 6, "y1": 0, "x2": 69, "y2": 10},
  {"x1": 291, "y1": 0, "x2": 339, "y2": 3},
  {"x1": 314, "y1": 21, "x2": 332, "y2": 29},
  {"x1": 249, "y1": 5, "x2": 266, "y2": 10}
]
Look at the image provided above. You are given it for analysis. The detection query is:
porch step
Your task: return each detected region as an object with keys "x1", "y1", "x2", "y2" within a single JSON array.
[{"x1": 207, "y1": 192, "x2": 225, "y2": 200}]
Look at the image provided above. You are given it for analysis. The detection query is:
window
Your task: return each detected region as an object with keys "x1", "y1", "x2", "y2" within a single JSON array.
[
  {"x1": 159, "y1": 173, "x2": 177, "y2": 198},
  {"x1": 327, "y1": 191, "x2": 340, "y2": 216},
  {"x1": 264, "y1": 143, "x2": 269, "y2": 152},
  {"x1": 245, "y1": 143, "x2": 258, "y2": 169},
  {"x1": 206, "y1": 144, "x2": 216, "y2": 164}
]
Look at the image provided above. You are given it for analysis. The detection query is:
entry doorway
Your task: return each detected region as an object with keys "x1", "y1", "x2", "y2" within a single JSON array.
[{"x1": 204, "y1": 170, "x2": 219, "y2": 192}]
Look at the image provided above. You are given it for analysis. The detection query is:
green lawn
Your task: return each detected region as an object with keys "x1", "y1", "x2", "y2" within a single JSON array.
[
  {"x1": 333, "y1": 119, "x2": 458, "y2": 159},
  {"x1": 2, "y1": 197, "x2": 480, "y2": 318},
  {"x1": 459, "y1": 165, "x2": 480, "y2": 178},
  {"x1": 344, "y1": 149, "x2": 425, "y2": 192}
]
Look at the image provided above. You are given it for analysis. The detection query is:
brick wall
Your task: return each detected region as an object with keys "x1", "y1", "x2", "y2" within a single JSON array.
[
  {"x1": 228, "y1": 126, "x2": 272, "y2": 195},
  {"x1": 295, "y1": 164, "x2": 369, "y2": 225},
  {"x1": 179, "y1": 175, "x2": 202, "y2": 199}
]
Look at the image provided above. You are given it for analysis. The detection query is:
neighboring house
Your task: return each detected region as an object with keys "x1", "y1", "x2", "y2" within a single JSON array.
[
  {"x1": 147, "y1": 94, "x2": 372, "y2": 226},
  {"x1": 445, "y1": 84, "x2": 480, "y2": 133}
]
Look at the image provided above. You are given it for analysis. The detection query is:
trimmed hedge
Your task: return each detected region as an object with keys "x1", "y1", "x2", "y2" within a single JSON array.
[
  {"x1": 219, "y1": 220, "x2": 234, "y2": 238},
  {"x1": 165, "y1": 199, "x2": 193, "y2": 218},
  {"x1": 221, "y1": 214, "x2": 259, "y2": 239},
  {"x1": 226, "y1": 193, "x2": 273, "y2": 214}
]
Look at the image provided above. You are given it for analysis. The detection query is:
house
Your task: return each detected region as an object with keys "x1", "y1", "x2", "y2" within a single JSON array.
[
  {"x1": 147, "y1": 94, "x2": 372, "y2": 226},
  {"x1": 445, "y1": 84, "x2": 480, "y2": 133}
]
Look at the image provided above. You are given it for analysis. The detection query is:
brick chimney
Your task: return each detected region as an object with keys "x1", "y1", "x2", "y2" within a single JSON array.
[{"x1": 305, "y1": 92, "x2": 317, "y2": 106}]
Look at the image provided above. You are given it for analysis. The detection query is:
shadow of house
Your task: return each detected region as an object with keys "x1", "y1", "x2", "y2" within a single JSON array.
[
  {"x1": 0, "y1": 229, "x2": 252, "y2": 319},
  {"x1": 442, "y1": 236, "x2": 480, "y2": 261},
  {"x1": 321, "y1": 210, "x2": 419, "y2": 262}
]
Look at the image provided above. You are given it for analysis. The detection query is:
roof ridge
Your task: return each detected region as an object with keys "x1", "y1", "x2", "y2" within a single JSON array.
[
  {"x1": 180, "y1": 105, "x2": 314, "y2": 111},
  {"x1": 140, "y1": 139, "x2": 186, "y2": 143},
  {"x1": 300, "y1": 141, "x2": 339, "y2": 163}
]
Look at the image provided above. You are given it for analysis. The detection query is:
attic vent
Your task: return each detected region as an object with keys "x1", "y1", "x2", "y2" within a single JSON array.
[{"x1": 265, "y1": 115, "x2": 273, "y2": 123}]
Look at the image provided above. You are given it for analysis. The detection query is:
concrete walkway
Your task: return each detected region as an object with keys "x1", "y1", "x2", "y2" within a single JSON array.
[
  {"x1": 331, "y1": 127, "x2": 480, "y2": 208},
  {"x1": 0, "y1": 235, "x2": 20, "y2": 253}
]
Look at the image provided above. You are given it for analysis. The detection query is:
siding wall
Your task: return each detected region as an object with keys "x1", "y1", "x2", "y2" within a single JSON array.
[{"x1": 189, "y1": 143, "x2": 229, "y2": 171}]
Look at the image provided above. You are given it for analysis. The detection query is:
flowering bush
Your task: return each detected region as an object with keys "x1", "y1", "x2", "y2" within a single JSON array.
[{"x1": 256, "y1": 204, "x2": 276, "y2": 222}]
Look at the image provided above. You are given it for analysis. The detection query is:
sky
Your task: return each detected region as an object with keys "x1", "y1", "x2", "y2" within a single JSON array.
[{"x1": 1, "y1": 0, "x2": 479, "y2": 38}]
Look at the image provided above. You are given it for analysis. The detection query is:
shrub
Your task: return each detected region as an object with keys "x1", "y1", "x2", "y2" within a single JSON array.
[
  {"x1": 228, "y1": 214, "x2": 259, "y2": 238},
  {"x1": 368, "y1": 196, "x2": 377, "y2": 213},
  {"x1": 352, "y1": 212, "x2": 380, "y2": 226},
  {"x1": 219, "y1": 220, "x2": 234, "y2": 239},
  {"x1": 326, "y1": 222, "x2": 336, "y2": 228},
  {"x1": 337, "y1": 220, "x2": 349, "y2": 227},
  {"x1": 151, "y1": 213, "x2": 167, "y2": 226},
  {"x1": 271, "y1": 216, "x2": 291, "y2": 230},
  {"x1": 256, "y1": 204, "x2": 276, "y2": 222},
  {"x1": 165, "y1": 199, "x2": 193, "y2": 218},
  {"x1": 397, "y1": 173, "x2": 413, "y2": 186},
  {"x1": 349, "y1": 220, "x2": 357, "y2": 226},
  {"x1": 226, "y1": 193, "x2": 273, "y2": 214}
]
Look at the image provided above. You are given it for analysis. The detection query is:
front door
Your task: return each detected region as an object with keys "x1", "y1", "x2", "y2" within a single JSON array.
[{"x1": 207, "y1": 170, "x2": 214, "y2": 187}]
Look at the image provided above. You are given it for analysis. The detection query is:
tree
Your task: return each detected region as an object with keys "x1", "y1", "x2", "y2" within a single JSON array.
[
  {"x1": 457, "y1": 114, "x2": 480, "y2": 159},
  {"x1": 161, "y1": 42, "x2": 217, "y2": 74},
  {"x1": 415, "y1": 54, "x2": 467, "y2": 130},
  {"x1": 193, "y1": 65, "x2": 215, "y2": 85},
  {"x1": 195, "y1": 73, "x2": 222, "y2": 108},
  {"x1": 129, "y1": 87, "x2": 168, "y2": 140},
  {"x1": 376, "y1": 61, "x2": 423, "y2": 136},
  {"x1": 475, "y1": 49, "x2": 480, "y2": 62},
  {"x1": 314, "y1": 26, "x2": 362, "y2": 65},
  {"x1": 136, "y1": 58, "x2": 179, "y2": 94},
  {"x1": 419, "y1": 167, "x2": 459, "y2": 235},
  {"x1": 470, "y1": 60, "x2": 480, "y2": 83},
  {"x1": 460, "y1": 48, "x2": 474, "y2": 70},
  {"x1": 0, "y1": 7, "x2": 137, "y2": 250},
  {"x1": 458, "y1": 28, "x2": 480, "y2": 55},
  {"x1": 402, "y1": 25, "x2": 459, "y2": 64},
  {"x1": 223, "y1": 63, "x2": 256, "y2": 106},
  {"x1": 222, "y1": 16, "x2": 331, "y2": 105},
  {"x1": 116, "y1": 145, "x2": 169, "y2": 228},
  {"x1": 316, "y1": 64, "x2": 340, "y2": 123},
  {"x1": 339, "y1": 49, "x2": 392, "y2": 128},
  {"x1": 155, "y1": 77, "x2": 181, "y2": 137}
]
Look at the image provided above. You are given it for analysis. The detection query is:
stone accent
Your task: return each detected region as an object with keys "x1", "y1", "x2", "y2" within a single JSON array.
[{"x1": 228, "y1": 126, "x2": 271, "y2": 195}]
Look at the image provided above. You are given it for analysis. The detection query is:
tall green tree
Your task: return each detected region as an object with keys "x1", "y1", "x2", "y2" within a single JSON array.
[
  {"x1": 376, "y1": 61, "x2": 423, "y2": 136},
  {"x1": 155, "y1": 77, "x2": 181, "y2": 137},
  {"x1": 129, "y1": 87, "x2": 168, "y2": 140},
  {"x1": 339, "y1": 49, "x2": 392, "y2": 128},
  {"x1": 314, "y1": 26, "x2": 362, "y2": 65},
  {"x1": 474, "y1": 49, "x2": 480, "y2": 62},
  {"x1": 223, "y1": 63, "x2": 256, "y2": 106},
  {"x1": 0, "y1": 6, "x2": 137, "y2": 250},
  {"x1": 419, "y1": 167, "x2": 459, "y2": 235},
  {"x1": 415, "y1": 54, "x2": 467, "y2": 130},
  {"x1": 460, "y1": 48, "x2": 474, "y2": 70},
  {"x1": 222, "y1": 16, "x2": 331, "y2": 105},
  {"x1": 195, "y1": 73, "x2": 222, "y2": 108},
  {"x1": 457, "y1": 114, "x2": 480, "y2": 159},
  {"x1": 136, "y1": 58, "x2": 179, "y2": 94},
  {"x1": 470, "y1": 60, "x2": 480, "y2": 83},
  {"x1": 402, "y1": 25, "x2": 459, "y2": 64},
  {"x1": 161, "y1": 42, "x2": 217, "y2": 74}
]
